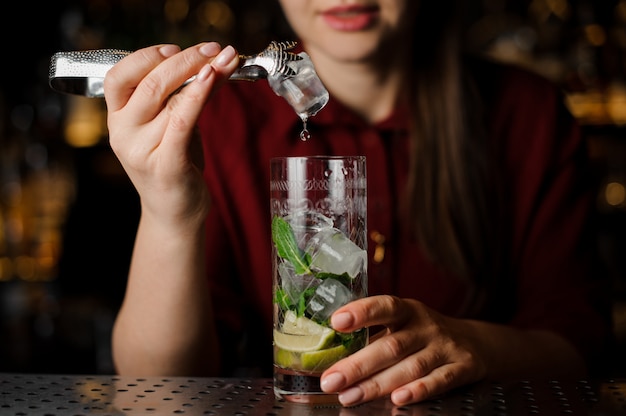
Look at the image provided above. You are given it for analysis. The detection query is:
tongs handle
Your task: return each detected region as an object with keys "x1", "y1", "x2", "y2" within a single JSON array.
[
  {"x1": 48, "y1": 48, "x2": 272, "y2": 98},
  {"x1": 49, "y1": 49, "x2": 125, "y2": 98}
]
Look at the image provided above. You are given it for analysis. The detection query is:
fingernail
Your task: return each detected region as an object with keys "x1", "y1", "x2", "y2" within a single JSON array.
[
  {"x1": 214, "y1": 45, "x2": 236, "y2": 67},
  {"x1": 196, "y1": 64, "x2": 213, "y2": 82},
  {"x1": 391, "y1": 388, "x2": 412, "y2": 405},
  {"x1": 339, "y1": 386, "x2": 364, "y2": 406},
  {"x1": 331, "y1": 312, "x2": 353, "y2": 330},
  {"x1": 320, "y1": 372, "x2": 345, "y2": 392},
  {"x1": 199, "y1": 42, "x2": 221, "y2": 57},
  {"x1": 159, "y1": 44, "x2": 180, "y2": 57}
]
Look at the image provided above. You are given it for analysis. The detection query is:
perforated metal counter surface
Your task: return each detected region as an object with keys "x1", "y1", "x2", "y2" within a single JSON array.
[{"x1": 1, "y1": 373, "x2": 625, "y2": 415}]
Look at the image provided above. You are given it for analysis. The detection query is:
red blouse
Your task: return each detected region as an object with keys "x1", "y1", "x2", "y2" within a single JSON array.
[{"x1": 197, "y1": 58, "x2": 611, "y2": 376}]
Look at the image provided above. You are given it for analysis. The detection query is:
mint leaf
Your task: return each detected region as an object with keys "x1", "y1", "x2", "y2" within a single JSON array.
[
  {"x1": 271, "y1": 216, "x2": 311, "y2": 275},
  {"x1": 274, "y1": 288, "x2": 292, "y2": 310},
  {"x1": 313, "y1": 272, "x2": 352, "y2": 286},
  {"x1": 297, "y1": 286, "x2": 317, "y2": 317}
]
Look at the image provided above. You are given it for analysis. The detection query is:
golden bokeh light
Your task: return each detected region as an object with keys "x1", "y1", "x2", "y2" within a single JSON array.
[
  {"x1": 197, "y1": 0, "x2": 234, "y2": 32},
  {"x1": 164, "y1": 0, "x2": 189, "y2": 24},
  {"x1": 605, "y1": 181, "x2": 626, "y2": 207},
  {"x1": 64, "y1": 96, "x2": 106, "y2": 148},
  {"x1": 585, "y1": 24, "x2": 607, "y2": 47}
]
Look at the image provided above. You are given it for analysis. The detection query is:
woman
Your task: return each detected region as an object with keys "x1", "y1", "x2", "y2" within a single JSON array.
[{"x1": 105, "y1": 0, "x2": 611, "y2": 407}]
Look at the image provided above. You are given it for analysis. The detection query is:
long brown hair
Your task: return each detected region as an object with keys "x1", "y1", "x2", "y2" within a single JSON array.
[
  {"x1": 406, "y1": 1, "x2": 500, "y2": 315},
  {"x1": 269, "y1": 0, "x2": 502, "y2": 315}
]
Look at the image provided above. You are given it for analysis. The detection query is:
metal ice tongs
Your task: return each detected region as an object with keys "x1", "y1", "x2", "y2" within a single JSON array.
[{"x1": 48, "y1": 41, "x2": 303, "y2": 98}]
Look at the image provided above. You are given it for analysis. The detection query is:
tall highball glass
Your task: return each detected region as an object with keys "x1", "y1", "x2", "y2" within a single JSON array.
[{"x1": 269, "y1": 156, "x2": 368, "y2": 404}]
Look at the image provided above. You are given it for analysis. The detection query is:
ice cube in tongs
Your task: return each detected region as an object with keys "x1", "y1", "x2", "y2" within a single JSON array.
[{"x1": 48, "y1": 41, "x2": 329, "y2": 118}]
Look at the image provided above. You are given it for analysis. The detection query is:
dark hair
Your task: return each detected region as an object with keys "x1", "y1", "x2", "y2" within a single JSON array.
[
  {"x1": 406, "y1": 1, "x2": 500, "y2": 316},
  {"x1": 269, "y1": 0, "x2": 501, "y2": 316}
]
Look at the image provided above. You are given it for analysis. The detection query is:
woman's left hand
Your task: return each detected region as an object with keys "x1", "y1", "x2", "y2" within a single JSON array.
[{"x1": 320, "y1": 295, "x2": 488, "y2": 406}]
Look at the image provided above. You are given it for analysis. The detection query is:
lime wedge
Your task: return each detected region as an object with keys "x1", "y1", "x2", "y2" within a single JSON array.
[
  {"x1": 282, "y1": 310, "x2": 329, "y2": 335},
  {"x1": 275, "y1": 347, "x2": 298, "y2": 368},
  {"x1": 273, "y1": 328, "x2": 335, "y2": 352},
  {"x1": 301, "y1": 344, "x2": 348, "y2": 371}
]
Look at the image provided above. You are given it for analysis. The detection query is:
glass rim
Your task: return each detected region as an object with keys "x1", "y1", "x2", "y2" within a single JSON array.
[{"x1": 270, "y1": 155, "x2": 366, "y2": 162}]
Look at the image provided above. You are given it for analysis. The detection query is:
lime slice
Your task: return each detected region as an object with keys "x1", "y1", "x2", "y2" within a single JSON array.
[
  {"x1": 301, "y1": 344, "x2": 348, "y2": 371},
  {"x1": 275, "y1": 347, "x2": 298, "y2": 368},
  {"x1": 273, "y1": 328, "x2": 335, "y2": 352},
  {"x1": 282, "y1": 311, "x2": 329, "y2": 336}
]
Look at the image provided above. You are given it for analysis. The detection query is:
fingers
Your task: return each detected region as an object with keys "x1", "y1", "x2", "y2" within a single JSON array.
[
  {"x1": 104, "y1": 44, "x2": 182, "y2": 113},
  {"x1": 159, "y1": 45, "x2": 238, "y2": 154},
  {"x1": 329, "y1": 340, "x2": 450, "y2": 406},
  {"x1": 389, "y1": 363, "x2": 475, "y2": 405},
  {"x1": 321, "y1": 324, "x2": 432, "y2": 403},
  {"x1": 104, "y1": 42, "x2": 239, "y2": 124},
  {"x1": 330, "y1": 295, "x2": 410, "y2": 333},
  {"x1": 321, "y1": 297, "x2": 423, "y2": 403},
  {"x1": 104, "y1": 42, "x2": 239, "y2": 160},
  {"x1": 324, "y1": 343, "x2": 473, "y2": 407},
  {"x1": 321, "y1": 296, "x2": 485, "y2": 407}
]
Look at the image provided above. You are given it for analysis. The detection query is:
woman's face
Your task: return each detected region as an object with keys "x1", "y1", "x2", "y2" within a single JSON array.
[{"x1": 278, "y1": 0, "x2": 416, "y2": 64}]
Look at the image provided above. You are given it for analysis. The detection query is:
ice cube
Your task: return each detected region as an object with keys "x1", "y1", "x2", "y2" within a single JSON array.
[
  {"x1": 268, "y1": 52, "x2": 329, "y2": 121},
  {"x1": 285, "y1": 210, "x2": 334, "y2": 248},
  {"x1": 286, "y1": 210, "x2": 333, "y2": 232},
  {"x1": 305, "y1": 227, "x2": 367, "y2": 278},
  {"x1": 278, "y1": 261, "x2": 319, "y2": 303},
  {"x1": 306, "y1": 278, "x2": 353, "y2": 321}
]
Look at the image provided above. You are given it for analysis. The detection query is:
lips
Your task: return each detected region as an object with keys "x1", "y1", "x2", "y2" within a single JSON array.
[{"x1": 321, "y1": 4, "x2": 380, "y2": 31}]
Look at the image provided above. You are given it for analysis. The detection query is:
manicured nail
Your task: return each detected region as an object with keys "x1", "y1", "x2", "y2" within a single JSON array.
[
  {"x1": 391, "y1": 389, "x2": 412, "y2": 405},
  {"x1": 214, "y1": 45, "x2": 236, "y2": 67},
  {"x1": 196, "y1": 64, "x2": 213, "y2": 82},
  {"x1": 331, "y1": 312, "x2": 353, "y2": 330},
  {"x1": 338, "y1": 386, "x2": 364, "y2": 406},
  {"x1": 199, "y1": 42, "x2": 221, "y2": 57},
  {"x1": 159, "y1": 44, "x2": 180, "y2": 58},
  {"x1": 320, "y1": 372, "x2": 345, "y2": 392}
]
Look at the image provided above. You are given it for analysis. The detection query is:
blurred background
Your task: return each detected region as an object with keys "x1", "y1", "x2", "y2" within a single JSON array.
[{"x1": 0, "y1": 0, "x2": 625, "y2": 375}]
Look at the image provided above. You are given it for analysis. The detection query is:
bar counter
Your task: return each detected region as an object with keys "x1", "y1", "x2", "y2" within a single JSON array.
[{"x1": 1, "y1": 373, "x2": 625, "y2": 415}]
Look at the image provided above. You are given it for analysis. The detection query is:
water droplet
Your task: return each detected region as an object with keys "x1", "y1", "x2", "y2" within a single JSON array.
[
  {"x1": 299, "y1": 118, "x2": 310, "y2": 141},
  {"x1": 300, "y1": 129, "x2": 311, "y2": 141}
]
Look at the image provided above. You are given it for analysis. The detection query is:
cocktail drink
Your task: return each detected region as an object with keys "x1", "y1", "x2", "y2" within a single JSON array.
[{"x1": 270, "y1": 156, "x2": 368, "y2": 404}]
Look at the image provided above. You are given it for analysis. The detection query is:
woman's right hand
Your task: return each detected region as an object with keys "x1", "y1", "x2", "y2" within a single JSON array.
[
  {"x1": 103, "y1": 42, "x2": 240, "y2": 224},
  {"x1": 106, "y1": 43, "x2": 240, "y2": 376}
]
